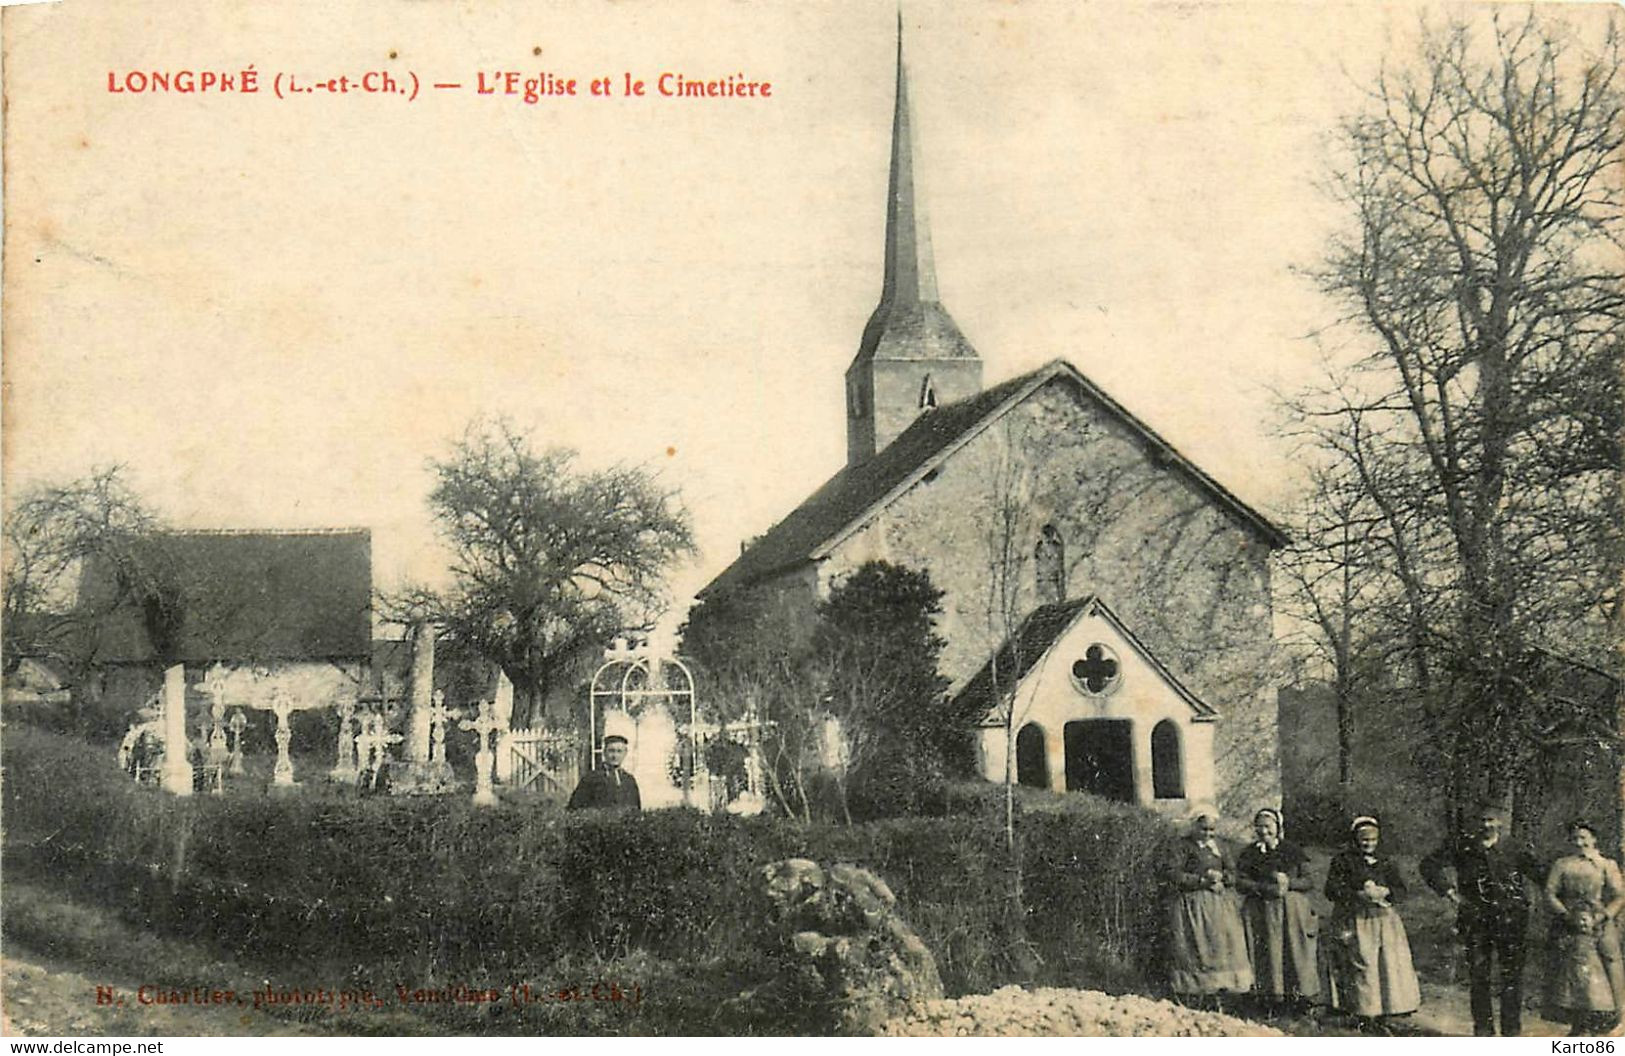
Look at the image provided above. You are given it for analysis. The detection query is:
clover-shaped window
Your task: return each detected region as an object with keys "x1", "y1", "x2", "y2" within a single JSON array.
[{"x1": 1070, "y1": 643, "x2": 1121, "y2": 697}]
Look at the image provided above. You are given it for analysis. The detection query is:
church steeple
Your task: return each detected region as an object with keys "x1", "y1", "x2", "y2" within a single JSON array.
[
  {"x1": 846, "y1": 14, "x2": 982, "y2": 468},
  {"x1": 882, "y1": 11, "x2": 936, "y2": 307}
]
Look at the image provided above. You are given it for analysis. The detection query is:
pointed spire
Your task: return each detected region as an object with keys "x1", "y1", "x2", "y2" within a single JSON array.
[
  {"x1": 882, "y1": 12, "x2": 938, "y2": 306},
  {"x1": 846, "y1": 10, "x2": 981, "y2": 467}
]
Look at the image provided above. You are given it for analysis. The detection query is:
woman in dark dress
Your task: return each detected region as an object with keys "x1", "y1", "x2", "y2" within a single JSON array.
[
  {"x1": 1325, "y1": 815, "x2": 1420, "y2": 1029},
  {"x1": 1237, "y1": 807, "x2": 1320, "y2": 1011},
  {"x1": 1168, "y1": 811, "x2": 1253, "y2": 1006}
]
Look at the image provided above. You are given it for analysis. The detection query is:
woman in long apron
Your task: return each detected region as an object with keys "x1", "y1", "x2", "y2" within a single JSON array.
[
  {"x1": 1324, "y1": 815, "x2": 1420, "y2": 1030},
  {"x1": 1237, "y1": 807, "x2": 1320, "y2": 1012},
  {"x1": 1545, "y1": 819, "x2": 1625, "y2": 1035},
  {"x1": 1168, "y1": 810, "x2": 1253, "y2": 1008}
]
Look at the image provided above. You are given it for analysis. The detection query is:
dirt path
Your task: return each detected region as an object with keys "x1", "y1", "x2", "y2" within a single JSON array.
[{"x1": 1, "y1": 954, "x2": 322, "y2": 1037}]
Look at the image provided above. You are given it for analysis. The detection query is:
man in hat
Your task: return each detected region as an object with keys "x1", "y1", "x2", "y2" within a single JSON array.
[
  {"x1": 567, "y1": 734, "x2": 641, "y2": 811},
  {"x1": 1420, "y1": 803, "x2": 1541, "y2": 1036}
]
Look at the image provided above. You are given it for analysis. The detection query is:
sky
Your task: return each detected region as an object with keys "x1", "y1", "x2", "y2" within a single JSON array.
[{"x1": 4, "y1": 0, "x2": 1612, "y2": 634}]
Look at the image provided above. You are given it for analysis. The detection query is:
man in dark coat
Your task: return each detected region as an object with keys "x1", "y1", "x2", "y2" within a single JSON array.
[
  {"x1": 1420, "y1": 803, "x2": 1541, "y2": 1036},
  {"x1": 567, "y1": 734, "x2": 641, "y2": 811}
]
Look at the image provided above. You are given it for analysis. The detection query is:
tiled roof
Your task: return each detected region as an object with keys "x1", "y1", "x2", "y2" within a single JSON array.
[
  {"x1": 77, "y1": 529, "x2": 372, "y2": 664},
  {"x1": 702, "y1": 360, "x2": 1287, "y2": 596}
]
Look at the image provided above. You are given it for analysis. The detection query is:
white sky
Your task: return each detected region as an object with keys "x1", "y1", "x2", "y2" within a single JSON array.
[{"x1": 4, "y1": 0, "x2": 1610, "y2": 631}]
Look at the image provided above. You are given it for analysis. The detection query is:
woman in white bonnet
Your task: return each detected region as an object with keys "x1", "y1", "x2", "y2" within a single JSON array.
[
  {"x1": 1167, "y1": 806, "x2": 1253, "y2": 1008},
  {"x1": 1236, "y1": 807, "x2": 1320, "y2": 1012},
  {"x1": 1324, "y1": 814, "x2": 1420, "y2": 1030}
]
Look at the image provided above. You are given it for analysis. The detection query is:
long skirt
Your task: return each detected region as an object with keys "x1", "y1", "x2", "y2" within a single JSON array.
[
  {"x1": 1547, "y1": 919, "x2": 1624, "y2": 1018},
  {"x1": 1327, "y1": 905, "x2": 1420, "y2": 1016},
  {"x1": 1243, "y1": 892, "x2": 1320, "y2": 1000},
  {"x1": 1169, "y1": 889, "x2": 1254, "y2": 995}
]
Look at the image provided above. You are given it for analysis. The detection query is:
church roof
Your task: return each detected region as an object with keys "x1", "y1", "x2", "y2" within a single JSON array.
[
  {"x1": 76, "y1": 529, "x2": 373, "y2": 664},
  {"x1": 850, "y1": 17, "x2": 977, "y2": 367},
  {"x1": 701, "y1": 359, "x2": 1287, "y2": 596},
  {"x1": 954, "y1": 595, "x2": 1219, "y2": 726}
]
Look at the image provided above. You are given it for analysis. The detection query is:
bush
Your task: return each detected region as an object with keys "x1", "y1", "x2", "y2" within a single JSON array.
[{"x1": 3, "y1": 727, "x2": 1186, "y2": 1030}]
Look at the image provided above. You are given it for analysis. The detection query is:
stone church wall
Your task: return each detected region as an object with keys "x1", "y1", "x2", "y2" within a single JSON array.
[{"x1": 814, "y1": 377, "x2": 1281, "y2": 818}]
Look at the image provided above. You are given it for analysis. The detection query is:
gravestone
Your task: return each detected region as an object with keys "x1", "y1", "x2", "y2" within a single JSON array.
[
  {"x1": 226, "y1": 709, "x2": 248, "y2": 775},
  {"x1": 355, "y1": 711, "x2": 403, "y2": 792},
  {"x1": 406, "y1": 621, "x2": 434, "y2": 765},
  {"x1": 459, "y1": 700, "x2": 502, "y2": 807},
  {"x1": 391, "y1": 624, "x2": 459, "y2": 793},
  {"x1": 330, "y1": 698, "x2": 359, "y2": 782},
  {"x1": 268, "y1": 691, "x2": 297, "y2": 786},
  {"x1": 159, "y1": 664, "x2": 193, "y2": 796}
]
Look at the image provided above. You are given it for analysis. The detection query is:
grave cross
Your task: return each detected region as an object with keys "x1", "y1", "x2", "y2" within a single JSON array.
[
  {"x1": 195, "y1": 718, "x2": 226, "y2": 796},
  {"x1": 198, "y1": 667, "x2": 230, "y2": 760},
  {"x1": 227, "y1": 709, "x2": 248, "y2": 775},
  {"x1": 1072, "y1": 645, "x2": 1120, "y2": 694},
  {"x1": 268, "y1": 691, "x2": 297, "y2": 786},
  {"x1": 355, "y1": 712, "x2": 403, "y2": 791},
  {"x1": 331, "y1": 699, "x2": 360, "y2": 782},
  {"x1": 426, "y1": 690, "x2": 462, "y2": 768},
  {"x1": 459, "y1": 700, "x2": 503, "y2": 807}
]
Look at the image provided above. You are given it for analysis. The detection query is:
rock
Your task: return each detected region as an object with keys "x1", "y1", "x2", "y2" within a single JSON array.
[{"x1": 759, "y1": 858, "x2": 945, "y2": 1035}]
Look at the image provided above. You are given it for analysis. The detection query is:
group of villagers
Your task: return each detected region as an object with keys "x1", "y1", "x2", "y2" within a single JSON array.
[{"x1": 1170, "y1": 807, "x2": 1625, "y2": 1036}]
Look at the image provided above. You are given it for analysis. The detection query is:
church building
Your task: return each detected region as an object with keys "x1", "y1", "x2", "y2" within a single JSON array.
[{"x1": 700, "y1": 26, "x2": 1286, "y2": 819}]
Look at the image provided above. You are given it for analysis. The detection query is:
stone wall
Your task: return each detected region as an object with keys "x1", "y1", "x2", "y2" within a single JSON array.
[{"x1": 813, "y1": 377, "x2": 1282, "y2": 818}]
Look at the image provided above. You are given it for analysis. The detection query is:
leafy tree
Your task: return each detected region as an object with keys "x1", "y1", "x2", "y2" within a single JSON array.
[
  {"x1": 680, "y1": 561, "x2": 961, "y2": 822},
  {"x1": 1288, "y1": 12, "x2": 1623, "y2": 830},
  {"x1": 815, "y1": 561, "x2": 956, "y2": 819},
  {"x1": 680, "y1": 589, "x2": 826, "y2": 821},
  {"x1": 407, "y1": 418, "x2": 694, "y2": 725}
]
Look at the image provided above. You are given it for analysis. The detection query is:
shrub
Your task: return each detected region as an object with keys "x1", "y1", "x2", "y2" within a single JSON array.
[{"x1": 4, "y1": 726, "x2": 1186, "y2": 1030}]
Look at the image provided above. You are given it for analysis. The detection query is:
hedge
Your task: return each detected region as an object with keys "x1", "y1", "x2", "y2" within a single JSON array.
[{"x1": 2, "y1": 726, "x2": 1183, "y2": 1031}]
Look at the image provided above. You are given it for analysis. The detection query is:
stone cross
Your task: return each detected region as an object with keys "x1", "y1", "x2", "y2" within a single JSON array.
[
  {"x1": 268, "y1": 691, "x2": 297, "y2": 786},
  {"x1": 355, "y1": 712, "x2": 403, "y2": 791},
  {"x1": 354, "y1": 713, "x2": 383, "y2": 773},
  {"x1": 330, "y1": 699, "x2": 359, "y2": 782},
  {"x1": 426, "y1": 690, "x2": 461, "y2": 768},
  {"x1": 227, "y1": 709, "x2": 248, "y2": 775},
  {"x1": 459, "y1": 700, "x2": 502, "y2": 807},
  {"x1": 196, "y1": 718, "x2": 226, "y2": 795},
  {"x1": 198, "y1": 665, "x2": 230, "y2": 760}
]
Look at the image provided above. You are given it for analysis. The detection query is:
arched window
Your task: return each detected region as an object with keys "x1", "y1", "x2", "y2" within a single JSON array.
[
  {"x1": 919, "y1": 374, "x2": 938, "y2": 410},
  {"x1": 1034, "y1": 523, "x2": 1066, "y2": 605},
  {"x1": 1152, "y1": 720, "x2": 1184, "y2": 799},
  {"x1": 1016, "y1": 723, "x2": 1049, "y2": 789}
]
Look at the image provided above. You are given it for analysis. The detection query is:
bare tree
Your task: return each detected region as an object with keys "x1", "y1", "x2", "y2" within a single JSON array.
[
  {"x1": 1295, "y1": 12, "x2": 1624, "y2": 829},
  {"x1": 2, "y1": 466, "x2": 176, "y2": 677},
  {"x1": 976, "y1": 418, "x2": 1039, "y2": 856},
  {"x1": 407, "y1": 418, "x2": 695, "y2": 725}
]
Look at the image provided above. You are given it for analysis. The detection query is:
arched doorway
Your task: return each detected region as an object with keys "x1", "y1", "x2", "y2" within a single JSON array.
[
  {"x1": 1015, "y1": 722, "x2": 1049, "y2": 789},
  {"x1": 1152, "y1": 719, "x2": 1184, "y2": 799}
]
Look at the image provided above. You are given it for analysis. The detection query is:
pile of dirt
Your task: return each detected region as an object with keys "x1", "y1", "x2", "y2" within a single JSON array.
[{"x1": 880, "y1": 985, "x2": 1285, "y2": 1037}]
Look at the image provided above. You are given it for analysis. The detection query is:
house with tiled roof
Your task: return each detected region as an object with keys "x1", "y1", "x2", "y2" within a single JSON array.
[
  {"x1": 75, "y1": 528, "x2": 374, "y2": 716},
  {"x1": 698, "y1": 27, "x2": 1286, "y2": 818}
]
